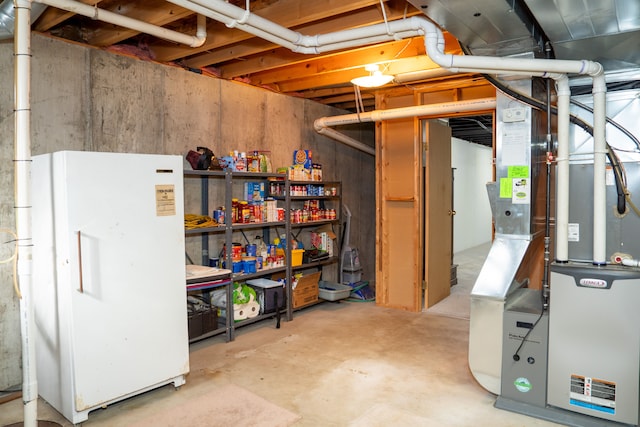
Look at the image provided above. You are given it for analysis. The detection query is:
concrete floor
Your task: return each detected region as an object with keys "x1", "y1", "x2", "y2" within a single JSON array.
[
  {"x1": 0, "y1": 244, "x2": 561, "y2": 426},
  {"x1": 0, "y1": 301, "x2": 560, "y2": 427}
]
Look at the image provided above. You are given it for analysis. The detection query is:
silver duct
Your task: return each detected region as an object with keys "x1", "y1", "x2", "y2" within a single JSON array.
[{"x1": 0, "y1": 0, "x2": 46, "y2": 39}]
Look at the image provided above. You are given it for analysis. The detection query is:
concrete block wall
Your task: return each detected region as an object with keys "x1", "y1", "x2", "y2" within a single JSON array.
[{"x1": 0, "y1": 34, "x2": 375, "y2": 389}]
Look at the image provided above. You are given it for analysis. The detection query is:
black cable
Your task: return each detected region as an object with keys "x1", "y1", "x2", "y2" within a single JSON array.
[
  {"x1": 512, "y1": 312, "x2": 543, "y2": 361},
  {"x1": 513, "y1": 290, "x2": 546, "y2": 361}
]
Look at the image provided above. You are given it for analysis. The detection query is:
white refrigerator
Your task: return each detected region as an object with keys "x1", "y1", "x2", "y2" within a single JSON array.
[{"x1": 31, "y1": 151, "x2": 189, "y2": 424}]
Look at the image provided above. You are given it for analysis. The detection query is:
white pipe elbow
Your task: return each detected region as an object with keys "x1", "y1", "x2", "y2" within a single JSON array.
[
  {"x1": 585, "y1": 60, "x2": 604, "y2": 78},
  {"x1": 313, "y1": 117, "x2": 326, "y2": 133},
  {"x1": 190, "y1": 14, "x2": 207, "y2": 48},
  {"x1": 423, "y1": 25, "x2": 450, "y2": 68}
]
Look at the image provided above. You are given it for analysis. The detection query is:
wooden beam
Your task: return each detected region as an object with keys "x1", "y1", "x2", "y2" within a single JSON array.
[
  {"x1": 218, "y1": 31, "x2": 458, "y2": 89},
  {"x1": 291, "y1": 85, "x2": 355, "y2": 98},
  {"x1": 261, "y1": 55, "x2": 444, "y2": 93},
  {"x1": 221, "y1": 37, "x2": 427, "y2": 79},
  {"x1": 313, "y1": 91, "x2": 374, "y2": 105}
]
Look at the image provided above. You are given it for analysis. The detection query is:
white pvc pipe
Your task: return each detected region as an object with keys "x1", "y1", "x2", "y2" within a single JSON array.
[
  {"x1": 622, "y1": 258, "x2": 640, "y2": 268},
  {"x1": 423, "y1": 23, "x2": 603, "y2": 76},
  {"x1": 554, "y1": 76, "x2": 571, "y2": 262},
  {"x1": 34, "y1": 0, "x2": 207, "y2": 47},
  {"x1": 393, "y1": 68, "x2": 454, "y2": 83},
  {"x1": 314, "y1": 98, "x2": 497, "y2": 156},
  {"x1": 168, "y1": 0, "x2": 301, "y2": 50},
  {"x1": 315, "y1": 127, "x2": 375, "y2": 156},
  {"x1": 592, "y1": 75, "x2": 607, "y2": 265},
  {"x1": 170, "y1": 1, "x2": 604, "y2": 75},
  {"x1": 14, "y1": 1, "x2": 37, "y2": 426},
  {"x1": 451, "y1": 67, "x2": 565, "y2": 80},
  {"x1": 165, "y1": 1, "x2": 606, "y2": 81}
]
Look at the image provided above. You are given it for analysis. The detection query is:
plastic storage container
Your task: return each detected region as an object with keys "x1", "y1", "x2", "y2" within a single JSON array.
[
  {"x1": 246, "y1": 278, "x2": 285, "y2": 314},
  {"x1": 318, "y1": 280, "x2": 352, "y2": 301},
  {"x1": 276, "y1": 248, "x2": 305, "y2": 266}
]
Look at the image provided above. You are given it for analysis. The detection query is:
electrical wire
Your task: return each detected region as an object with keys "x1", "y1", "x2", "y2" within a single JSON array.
[
  {"x1": 379, "y1": 0, "x2": 391, "y2": 35},
  {"x1": 354, "y1": 85, "x2": 365, "y2": 119},
  {"x1": 512, "y1": 290, "x2": 546, "y2": 361},
  {"x1": 1, "y1": 228, "x2": 20, "y2": 299},
  {"x1": 184, "y1": 214, "x2": 219, "y2": 229}
]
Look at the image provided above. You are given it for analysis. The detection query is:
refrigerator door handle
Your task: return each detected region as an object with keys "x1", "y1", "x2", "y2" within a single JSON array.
[{"x1": 76, "y1": 231, "x2": 84, "y2": 293}]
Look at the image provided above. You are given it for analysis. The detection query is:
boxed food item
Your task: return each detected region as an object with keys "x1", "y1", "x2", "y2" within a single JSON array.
[
  {"x1": 311, "y1": 224, "x2": 336, "y2": 256},
  {"x1": 293, "y1": 149, "x2": 312, "y2": 169},
  {"x1": 244, "y1": 181, "x2": 266, "y2": 201},
  {"x1": 292, "y1": 271, "x2": 320, "y2": 308},
  {"x1": 288, "y1": 165, "x2": 311, "y2": 181}
]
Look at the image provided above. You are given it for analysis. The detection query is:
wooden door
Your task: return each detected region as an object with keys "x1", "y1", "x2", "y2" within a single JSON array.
[{"x1": 423, "y1": 120, "x2": 453, "y2": 308}]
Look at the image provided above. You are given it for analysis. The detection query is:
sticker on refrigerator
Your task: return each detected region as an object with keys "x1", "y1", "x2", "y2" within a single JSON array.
[{"x1": 156, "y1": 184, "x2": 176, "y2": 216}]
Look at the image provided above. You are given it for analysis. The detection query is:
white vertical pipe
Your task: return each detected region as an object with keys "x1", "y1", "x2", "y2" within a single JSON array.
[
  {"x1": 14, "y1": 0, "x2": 37, "y2": 426},
  {"x1": 592, "y1": 75, "x2": 607, "y2": 265},
  {"x1": 554, "y1": 76, "x2": 571, "y2": 262}
]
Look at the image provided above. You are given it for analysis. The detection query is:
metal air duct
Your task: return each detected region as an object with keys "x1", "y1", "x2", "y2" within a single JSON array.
[{"x1": 0, "y1": 0, "x2": 46, "y2": 39}]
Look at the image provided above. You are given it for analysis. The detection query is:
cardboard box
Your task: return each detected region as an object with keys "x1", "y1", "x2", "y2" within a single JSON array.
[
  {"x1": 311, "y1": 224, "x2": 336, "y2": 256},
  {"x1": 292, "y1": 271, "x2": 320, "y2": 308}
]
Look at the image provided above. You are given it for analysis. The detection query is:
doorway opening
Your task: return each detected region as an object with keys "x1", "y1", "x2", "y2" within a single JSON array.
[{"x1": 424, "y1": 114, "x2": 494, "y2": 319}]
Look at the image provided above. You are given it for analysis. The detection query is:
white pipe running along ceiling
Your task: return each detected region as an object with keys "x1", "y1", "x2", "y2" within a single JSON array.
[
  {"x1": 33, "y1": 0, "x2": 208, "y2": 47},
  {"x1": 313, "y1": 98, "x2": 497, "y2": 156}
]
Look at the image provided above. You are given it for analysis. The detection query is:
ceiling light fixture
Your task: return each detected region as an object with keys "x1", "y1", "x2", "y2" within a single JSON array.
[{"x1": 350, "y1": 64, "x2": 394, "y2": 88}]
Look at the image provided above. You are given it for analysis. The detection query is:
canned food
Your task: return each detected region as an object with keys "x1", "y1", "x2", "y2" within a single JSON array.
[{"x1": 213, "y1": 208, "x2": 225, "y2": 225}]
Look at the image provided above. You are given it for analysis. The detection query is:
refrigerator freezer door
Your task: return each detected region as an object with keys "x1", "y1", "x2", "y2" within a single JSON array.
[{"x1": 32, "y1": 151, "x2": 189, "y2": 423}]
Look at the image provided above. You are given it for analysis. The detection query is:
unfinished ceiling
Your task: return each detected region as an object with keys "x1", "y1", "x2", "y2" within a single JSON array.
[
  {"x1": 10, "y1": 0, "x2": 640, "y2": 147},
  {"x1": 24, "y1": 0, "x2": 476, "y2": 110}
]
